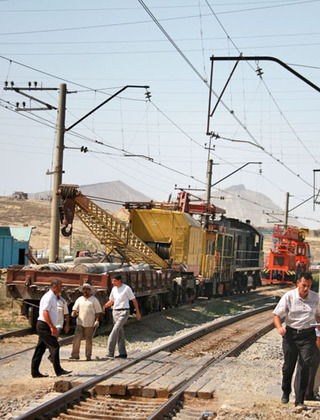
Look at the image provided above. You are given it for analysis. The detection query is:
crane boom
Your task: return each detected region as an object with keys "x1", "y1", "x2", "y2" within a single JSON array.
[{"x1": 57, "y1": 185, "x2": 167, "y2": 269}]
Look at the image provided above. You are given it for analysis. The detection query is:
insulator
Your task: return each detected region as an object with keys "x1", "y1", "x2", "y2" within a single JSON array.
[{"x1": 256, "y1": 66, "x2": 263, "y2": 77}]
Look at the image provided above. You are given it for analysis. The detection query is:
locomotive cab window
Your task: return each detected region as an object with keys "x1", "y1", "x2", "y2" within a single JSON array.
[
  {"x1": 225, "y1": 236, "x2": 233, "y2": 256},
  {"x1": 307, "y1": 244, "x2": 311, "y2": 257},
  {"x1": 217, "y1": 234, "x2": 223, "y2": 253},
  {"x1": 206, "y1": 240, "x2": 215, "y2": 255}
]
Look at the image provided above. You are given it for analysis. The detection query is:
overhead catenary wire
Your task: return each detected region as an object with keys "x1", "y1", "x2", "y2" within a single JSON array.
[
  {"x1": 138, "y1": 0, "x2": 318, "y2": 212},
  {"x1": 0, "y1": 0, "x2": 318, "y2": 228},
  {"x1": 0, "y1": 54, "x2": 307, "y2": 221}
]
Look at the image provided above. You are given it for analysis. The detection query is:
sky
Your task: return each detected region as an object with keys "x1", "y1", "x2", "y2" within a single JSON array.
[{"x1": 0, "y1": 0, "x2": 320, "y2": 229}]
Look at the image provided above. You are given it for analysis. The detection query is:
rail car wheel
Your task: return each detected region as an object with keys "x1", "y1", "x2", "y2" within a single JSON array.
[
  {"x1": 27, "y1": 304, "x2": 39, "y2": 330},
  {"x1": 172, "y1": 282, "x2": 182, "y2": 306},
  {"x1": 139, "y1": 296, "x2": 154, "y2": 315},
  {"x1": 163, "y1": 292, "x2": 173, "y2": 309}
]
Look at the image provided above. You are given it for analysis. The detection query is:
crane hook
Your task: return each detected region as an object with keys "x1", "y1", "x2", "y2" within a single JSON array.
[{"x1": 61, "y1": 225, "x2": 73, "y2": 237}]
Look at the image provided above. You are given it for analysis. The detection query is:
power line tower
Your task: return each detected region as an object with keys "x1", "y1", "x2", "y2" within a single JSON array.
[
  {"x1": 4, "y1": 83, "x2": 150, "y2": 262},
  {"x1": 48, "y1": 84, "x2": 67, "y2": 262},
  {"x1": 3, "y1": 82, "x2": 66, "y2": 262}
]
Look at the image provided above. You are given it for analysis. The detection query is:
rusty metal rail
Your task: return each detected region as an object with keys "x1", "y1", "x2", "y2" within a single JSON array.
[
  {"x1": 147, "y1": 316, "x2": 275, "y2": 419},
  {"x1": 16, "y1": 304, "x2": 275, "y2": 420},
  {"x1": 0, "y1": 327, "x2": 33, "y2": 340}
]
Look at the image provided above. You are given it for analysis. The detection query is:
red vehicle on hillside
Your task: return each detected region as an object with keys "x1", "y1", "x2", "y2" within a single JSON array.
[{"x1": 261, "y1": 224, "x2": 311, "y2": 284}]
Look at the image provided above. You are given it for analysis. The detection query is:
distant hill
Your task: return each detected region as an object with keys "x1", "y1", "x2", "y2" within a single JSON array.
[
  {"x1": 4, "y1": 181, "x2": 320, "y2": 260},
  {"x1": 29, "y1": 180, "x2": 151, "y2": 213},
  {"x1": 79, "y1": 181, "x2": 151, "y2": 212},
  {"x1": 212, "y1": 184, "x2": 303, "y2": 228},
  {"x1": 29, "y1": 181, "x2": 298, "y2": 227}
]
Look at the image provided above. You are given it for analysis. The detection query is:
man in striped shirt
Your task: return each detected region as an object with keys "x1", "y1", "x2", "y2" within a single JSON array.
[{"x1": 273, "y1": 272, "x2": 320, "y2": 408}]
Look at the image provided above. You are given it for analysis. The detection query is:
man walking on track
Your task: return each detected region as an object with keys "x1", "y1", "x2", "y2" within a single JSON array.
[
  {"x1": 31, "y1": 279, "x2": 72, "y2": 378},
  {"x1": 103, "y1": 274, "x2": 141, "y2": 358},
  {"x1": 70, "y1": 283, "x2": 102, "y2": 361},
  {"x1": 273, "y1": 271, "x2": 320, "y2": 408}
]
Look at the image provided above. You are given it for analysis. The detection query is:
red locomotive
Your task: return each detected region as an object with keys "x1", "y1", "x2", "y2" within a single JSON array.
[{"x1": 261, "y1": 224, "x2": 311, "y2": 284}]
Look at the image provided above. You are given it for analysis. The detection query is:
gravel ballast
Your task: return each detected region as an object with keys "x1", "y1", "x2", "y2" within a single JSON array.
[{"x1": 1, "y1": 300, "x2": 319, "y2": 419}]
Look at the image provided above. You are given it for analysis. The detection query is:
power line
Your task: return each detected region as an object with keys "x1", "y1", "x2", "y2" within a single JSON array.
[{"x1": 138, "y1": 0, "x2": 317, "y2": 192}]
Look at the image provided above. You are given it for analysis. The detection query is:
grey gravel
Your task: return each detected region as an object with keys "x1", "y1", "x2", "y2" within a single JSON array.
[{"x1": 1, "y1": 302, "x2": 319, "y2": 419}]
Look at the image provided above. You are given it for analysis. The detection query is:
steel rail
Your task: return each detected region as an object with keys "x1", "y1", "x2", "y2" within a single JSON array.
[
  {"x1": 0, "y1": 322, "x2": 115, "y2": 362},
  {"x1": 147, "y1": 319, "x2": 275, "y2": 420},
  {"x1": 0, "y1": 334, "x2": 73, "y2": 362},
  {"x1": 16, "y1": 304, "x2": 275, "y2": 420},
  {"x1": 0, "y1": 327, "x2": 33, "y2": 340},
  {"x1": 1, "y1": 288, "x2": 277, "y2": 362}
]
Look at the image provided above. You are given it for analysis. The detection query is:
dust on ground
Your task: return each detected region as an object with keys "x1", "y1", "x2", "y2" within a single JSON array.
[{"x1": 1, "y1": 301, "x2": 320, "y2": 419}]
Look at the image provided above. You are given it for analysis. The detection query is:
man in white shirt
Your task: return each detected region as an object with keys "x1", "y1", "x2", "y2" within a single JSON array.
[
  {"x1": 70, "y1": 283, "x2": 102, "y2": 361},
  {"x1": 273, "y1": 272, "x2": 320, "y2": 408},
  {"x1": 103, "y1": 275, "x2": 141, "y2": 358},
  {"x1": 56, "y1": 294, "x2": 70, "y2": 335},
  {"x1": 31, "y1": 279, "x2": 72, "y2": 377}
]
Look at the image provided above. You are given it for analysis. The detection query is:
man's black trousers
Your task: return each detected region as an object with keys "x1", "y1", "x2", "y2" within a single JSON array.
[
  {"x1": 282, "y1": 327, "x2": 317, "y2": 404},
  {"x1": 31, "y1": 320, "x2": 62, "y2": 376}
]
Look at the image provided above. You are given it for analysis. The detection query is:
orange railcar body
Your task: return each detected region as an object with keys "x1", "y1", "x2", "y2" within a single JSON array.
[{"x1": 261, "y1": 224, "x2": 310, "y2": 284}]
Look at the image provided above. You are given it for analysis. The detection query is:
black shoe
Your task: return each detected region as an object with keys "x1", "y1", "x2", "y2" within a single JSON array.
[
  {"x1": 305, "y1": 394, "x2": 316, "y2": 401},
  {"x1": 115, "y1": 354, "x2": 127, "y2": 359},
  {"x1": 281, "y1": 393, "x2": 289, "y2": 404},
  {"x1": 295, "y1": 403, "x2": 307, "y2": 410},
  {"x1": 56, "y1": 369, "x2": 72, "y2": 376},
  {"x1": 106, "y1": 354, "x2": 114, "y2": 358},
  {"x1": 32, "y1": 372, "x2": 48, "y2": 378}
]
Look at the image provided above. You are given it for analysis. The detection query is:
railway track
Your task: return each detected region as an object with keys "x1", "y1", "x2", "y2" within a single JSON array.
[
  {"x1": 0, "y1": 285, "x2": 281, "y2": 364},
  {"x1": 0, "y1": 327, "x2": 33, "y2": 340},
  {"x1": 14, "y1": 304, "x2": 276, "y2": 420},
  {"x1": 0, "y1": 285, "x2": 282, "y2": 364}
]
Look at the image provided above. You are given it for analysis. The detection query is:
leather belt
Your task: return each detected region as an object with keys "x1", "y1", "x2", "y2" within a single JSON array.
[
  {"x1": 286, "y1": 326, "x2": 315, "y2": 334},
  {"x1": 113, "y1": 308, "x2": 129, "y2": 311}
]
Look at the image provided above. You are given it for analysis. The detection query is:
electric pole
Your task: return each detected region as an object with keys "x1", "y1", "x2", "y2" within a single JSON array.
[
  {"x1": 3, "y1": 81, "x2": 64, "y2": 262},
  {"x1": 4, "y1": 82, "x2": 149, "y2": 263},
  {"x1": 49, "y1": 84, "x2": 67, "y2": 262},
  {"x1": 205, "y1": 159, "x2": 213, "y2": 228},
  {"x1": 284, "y1": 192, "x2": 289, "y2": 228}
]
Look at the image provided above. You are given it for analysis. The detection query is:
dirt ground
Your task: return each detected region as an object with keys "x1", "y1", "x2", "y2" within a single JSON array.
[
  {"x1": 0, "y1": 196, "x2": 97, "y2": 251},
  {"x1": 1, "y1": 300, "x2": 320, "y2": 419}
]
